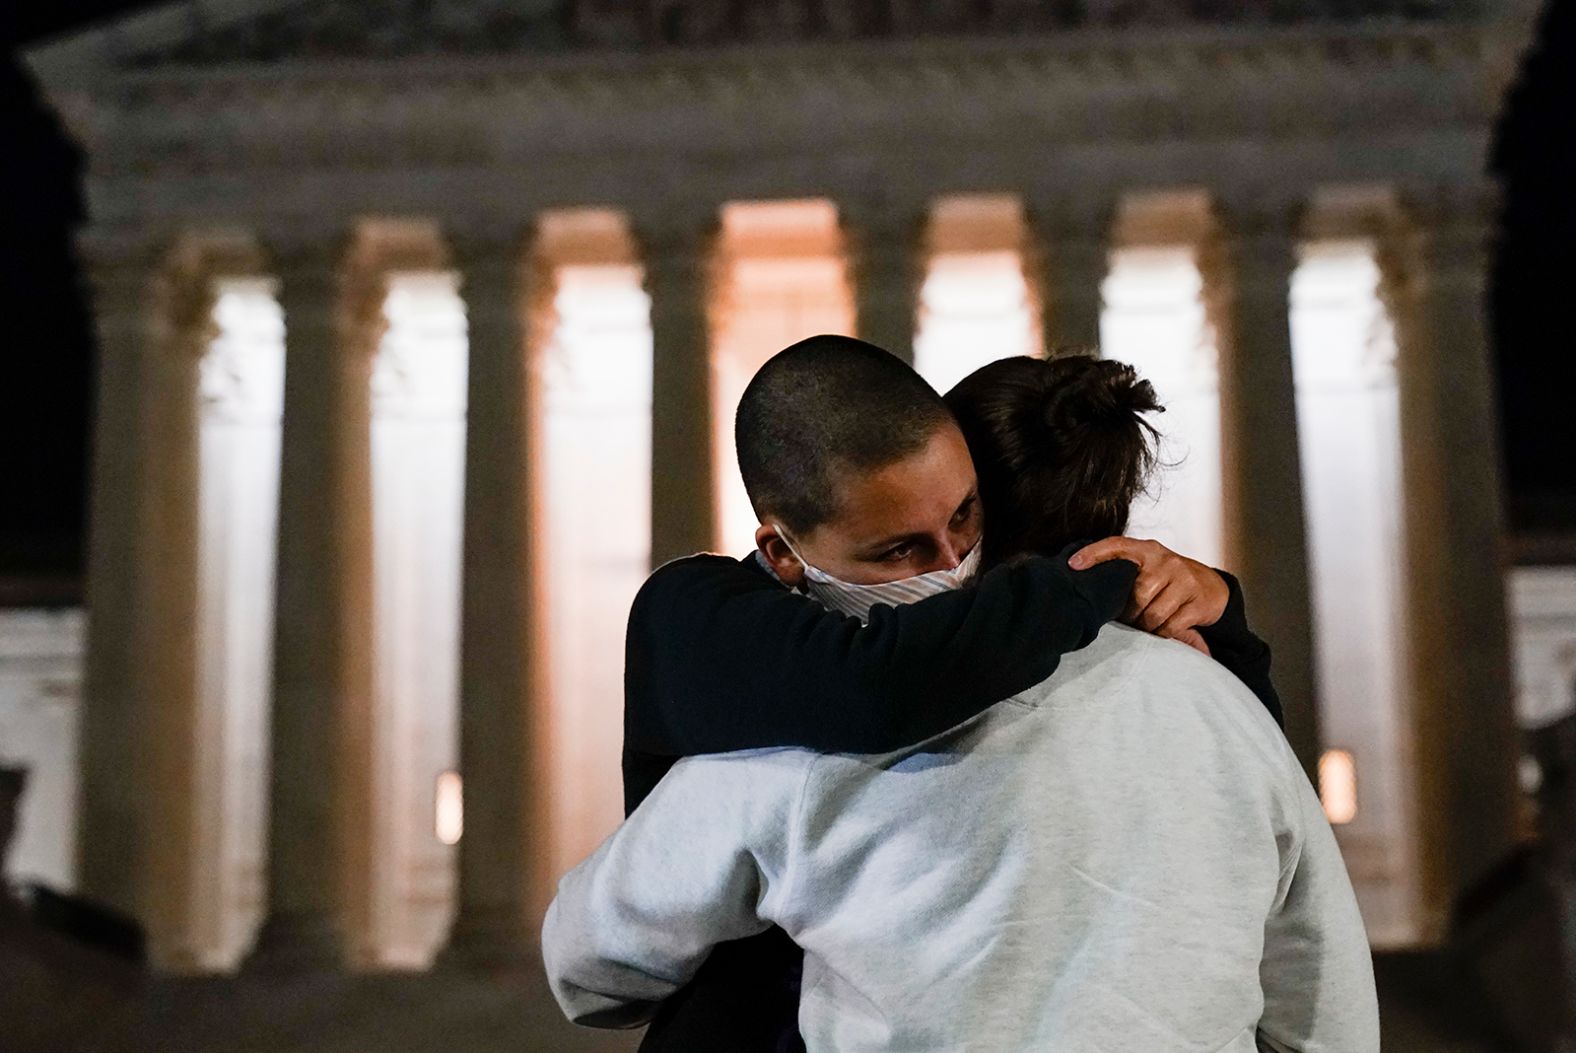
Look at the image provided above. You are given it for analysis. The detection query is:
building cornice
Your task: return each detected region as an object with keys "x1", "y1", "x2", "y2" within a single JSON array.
[{"x1": 44, "y1": 21, "x2": 1506, "y2": 178}]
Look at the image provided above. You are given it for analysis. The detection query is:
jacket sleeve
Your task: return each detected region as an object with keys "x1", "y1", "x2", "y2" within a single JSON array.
[
  {"x1": 541, "y1": 753, "x2": 806, "y2": 1029},
  {"x1": 1256, "y1": 772, "x2": 1381, "y2": 1053},
  {"x1": 623, "y1": 548, "x2": 1137, "y2": 760},
  {"x1": 1197, "y1": 570, "x2": 1284, "y2": 727}
]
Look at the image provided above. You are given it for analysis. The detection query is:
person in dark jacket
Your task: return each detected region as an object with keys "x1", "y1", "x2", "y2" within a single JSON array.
[{"x1": 614, "y1": 336, "x2": 1283, "y2": 1053}]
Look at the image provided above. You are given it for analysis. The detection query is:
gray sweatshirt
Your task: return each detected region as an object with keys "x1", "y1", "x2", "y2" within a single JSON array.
[{"x1": 543, "y1": 625, "x2": 1380, "y2": 1052}]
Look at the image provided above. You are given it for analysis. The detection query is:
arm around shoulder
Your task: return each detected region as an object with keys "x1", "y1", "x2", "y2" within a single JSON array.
[{"x1": 623, "y1": 551, "x2": 1136, "y2": 758}]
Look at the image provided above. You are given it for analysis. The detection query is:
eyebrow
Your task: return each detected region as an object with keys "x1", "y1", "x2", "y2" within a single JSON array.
[{"x1": 859, "y1": 491, "x2": 978, "y2": 554}]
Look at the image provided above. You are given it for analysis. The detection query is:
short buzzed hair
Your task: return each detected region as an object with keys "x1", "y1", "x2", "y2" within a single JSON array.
[{"x1": 735, "y1": 335, "x2": 955, "y2": 534}]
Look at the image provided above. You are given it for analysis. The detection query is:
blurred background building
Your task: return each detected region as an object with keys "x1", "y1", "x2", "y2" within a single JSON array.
[{"x1": 3, "y1": 0, "x2": 1575, "y2": 1050}]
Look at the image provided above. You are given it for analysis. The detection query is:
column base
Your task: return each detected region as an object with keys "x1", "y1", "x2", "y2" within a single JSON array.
[
  {"x1": 243, "y1": 912, "x2": 346, "y2": 974},
  {"x1": 435, "y1": 908, "x2": 540, "y2": 974}
]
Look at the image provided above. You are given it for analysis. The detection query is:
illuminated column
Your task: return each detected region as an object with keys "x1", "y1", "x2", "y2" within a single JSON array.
[
  {"x1": 1381, "y1": 186, "x2": 1520, "y2": 925},
  {"x1": 75, "y1": 235, "x2": 210, "y2": 948},
  {"x1": 1201, "y1": 196, "x2": 1320, "y2": 776},
  {"x1": 248, "y1": 234, "x2": 374, "y2": 971},
  {"x1": 842, "y1": 197, "x2": 926, "y2": 364},
  {"x1": 637, "y1": 210, "x2": 720, "y2": 566},
  {"x1": 74, "y1": 234, "x2": 163, "y2": 922},
  {"x1": 138, "y1": 253, "x2": 227, "y2": 973},
  {"x1": 1025, "y1": 197, "x2": 1112, "y2": 354},
  {"x1": 440, "y1": 225, "x2": 550, "y2": 966}
]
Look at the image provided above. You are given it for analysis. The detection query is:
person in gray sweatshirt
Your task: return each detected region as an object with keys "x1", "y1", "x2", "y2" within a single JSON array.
[{"x1": 543, "y1": 352, "x2": 1380, "y2": 1052}]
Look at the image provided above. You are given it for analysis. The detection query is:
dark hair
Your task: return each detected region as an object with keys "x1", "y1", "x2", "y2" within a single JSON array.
[
  {"x1": 944, "y1": 354, "x2": 1162, "y2": 566},
  {"x1": 735, "y1": 334, "x2": 956, "y2": 534}
]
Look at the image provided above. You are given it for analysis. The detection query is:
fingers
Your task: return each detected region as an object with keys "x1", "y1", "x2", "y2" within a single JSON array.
[
  {"x1": 1080, "y1": 537, "x2": 1223, "y2": 636},
  {"x1": 1173, "y1": 628, "x2": 1212, "y2": 656},
  {"x1": 1123, "y1": 566, "x2": 1167, "y2": 623},
  {"x1": 1156, "y1": 598, "x2": 1211, "y2": 640},
  {"x1": 1126, "y1": 547, "x2": 1182, "y2": 622},
  {"x1": 1069, "y1": 536, "x2": 1159, "y2": 570},
  {"x1": 1133, "y1": 580, "x2": 1189, "y2": 633}
]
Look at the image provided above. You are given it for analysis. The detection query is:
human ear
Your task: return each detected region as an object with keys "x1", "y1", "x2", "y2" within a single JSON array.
[{"x1": 755, "y1": 523, "x2": 806, "y2": 588}]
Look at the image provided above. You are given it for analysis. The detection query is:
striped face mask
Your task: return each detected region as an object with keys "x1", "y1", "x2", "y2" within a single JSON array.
[{"x1": 775, "y1": 526, "x2": 983, "y2": 624}]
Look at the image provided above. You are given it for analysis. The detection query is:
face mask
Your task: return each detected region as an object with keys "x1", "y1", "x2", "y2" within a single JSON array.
[{"x1": 774, "y1": 526, "x2": 983, "y2": 624}]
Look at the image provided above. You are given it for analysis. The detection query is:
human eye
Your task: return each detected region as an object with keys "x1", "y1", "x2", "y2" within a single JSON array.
[
  {"x1": 880, "y1": 543, "x2": 915, "y2": 563},
  {"x1": 951, "y1": 496, "x2": 978, "y2": 525}
]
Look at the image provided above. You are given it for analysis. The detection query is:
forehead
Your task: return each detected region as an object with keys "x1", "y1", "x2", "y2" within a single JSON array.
[{"x1": 827, "y1": 425, "x2": 976, "y2": 539}]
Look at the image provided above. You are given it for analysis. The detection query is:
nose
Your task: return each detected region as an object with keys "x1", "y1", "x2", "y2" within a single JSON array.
[{"x1": 937, "y1": 533, "x2": 973, "y2": 570}]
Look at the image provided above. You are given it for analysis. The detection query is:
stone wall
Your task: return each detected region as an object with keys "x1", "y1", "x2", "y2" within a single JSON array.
[{"x1": 0, "y1": 608, "x2": 83, "y2": 892}]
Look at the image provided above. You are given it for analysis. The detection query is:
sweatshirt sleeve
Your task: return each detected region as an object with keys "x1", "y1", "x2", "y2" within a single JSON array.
[
  {"x1": 1197, "y1": 570, "x2": 1284, "y2": 727},
  {"x1": 541, "y1": 752, "x2": 808, "y2": 1029},
  {"x1": 1256, "y1": 773, "x2": 1381, "y2": 1053},
  {"x1": 623, "y1": 549, "x2": 1137, "y2": 761}
]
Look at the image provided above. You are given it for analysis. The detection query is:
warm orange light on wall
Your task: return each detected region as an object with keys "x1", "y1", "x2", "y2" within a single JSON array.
[
  {"x1": 1319, "y1": 749, "x2": 1358, "y2": 826},
  {"x1": 435, "y1": 771, "x2": 463, "y2": 846}
]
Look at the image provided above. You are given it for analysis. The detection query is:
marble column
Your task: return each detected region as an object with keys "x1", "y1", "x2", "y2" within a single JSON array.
[
  {"x1": 1201, "y1": 195, "x2": 1321, "y2": 779},
  {"x1": 247, "y1": 234, "x2": 374, "y2": 971},
  {"x1": 841, "y1": 197, "x2": 926, "y2": 365},
  {"x1": 1381, "y1": 185, "x2": 1520, "y2": 923},
  {"x1": 138, "y1": 253, "x2": 218, "y2": 971},
  {"x1": 1024, "y1": 197, "x2": 1113, "y2": 355},
  {"x1": 439, "y1": 225, "x2": 551, "y2": 967},
  {"x1": 637, "y1": 210, "x2": 720, "y2": 568},
  {"x1": 73, "y1": 233, "x2": 168, "y2": 922}
]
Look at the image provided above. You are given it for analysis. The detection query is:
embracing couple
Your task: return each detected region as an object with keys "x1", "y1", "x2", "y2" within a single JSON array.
[{"x1": 542, "y1": 335, "x2": 1379, "y2": 1053}]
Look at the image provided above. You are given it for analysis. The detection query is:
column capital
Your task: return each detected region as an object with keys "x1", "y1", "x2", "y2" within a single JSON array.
[
  {"x1": 837, "y1": 191, "x2": 930, "y2": 239},
  {"x1": 630, "y1": 207, "x2": 722, "y2": 325},
  {"x1": 1209, "y1": 187, "x2": 1308, "y2": 235},
  {"x1": 445, "y1": 220, "x2": 542, "y2": 333},
  {"x1": 1022, "y1": 191, "x2": 1118, "y2": 247},
  {"x1": 839, "y1": 196, "x2": 928, "y2": 289},
  {"x1": 629, "y1": 203, "x2": 721, "y2": 263},
  {"x1": 838, "y1": 194, "x2": 927, "y2": 361},
  {"x1": 266, "y1": 231, "x2": 387, "y2": 363},
  {"x1": 1200, "y1": 191, "x2": 1306, "y2": 312},
  {"x1": 77, "y1": 226, "x2": 173, "y2": 274},
  {"x1": 443, "y1": 218, "x2": 534, "y2": 274},
  {"x1": 262, "y1": 225, "x2": 351, "y2": 276},
  {"x1": 81, "y1": 230, "x2": 223, "y2": 363},
  {"x1": 76, "y1": 229, "x2": 171, "y2": 325},
  {"x1": 839, "y1": 195, "x2": 928, "y2": 273},
  {"x1": 1023, "y1": 194, "x2": 1114, "y2": 354},
  {"x1": 1394, "y1": 180, "x2": 1499, "y2": 233},
  {"x1": 1381, "y1": 182, "x2": 1499, "y2": 299}
]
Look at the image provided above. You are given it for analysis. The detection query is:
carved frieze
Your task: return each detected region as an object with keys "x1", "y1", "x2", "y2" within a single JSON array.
[
  {"x1": 123, "y1": 0, "x2": 1472, "y2": 67},
  {"x1": 86, "y1": 23, "x2": 1501, "y2": 187}
]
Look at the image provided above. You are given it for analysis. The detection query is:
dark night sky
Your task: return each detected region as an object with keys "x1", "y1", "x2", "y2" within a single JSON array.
[{"x1": 3, "y1": 2, "x2": 1573, "y2": 594}]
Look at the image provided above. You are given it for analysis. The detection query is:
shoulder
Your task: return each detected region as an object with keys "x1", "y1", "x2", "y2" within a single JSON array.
[
  {"x1": 642, "y1": 551, "x2": 758, "y2": 591},
  {"x1": 672, "y1": 744, "x2": 819, "y2": 776},
  {"x1": 630, "y1": 552, "x2": 766, "y2": 617},
  {"x1": 655, "y1": 747, "x2": 821, "y2": 817},
  {"x1": 1041, "y1": 625, "x2": 1299, "y2": 769}
]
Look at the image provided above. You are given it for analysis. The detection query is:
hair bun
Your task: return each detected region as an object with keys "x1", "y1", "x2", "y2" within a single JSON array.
[{"x1": 1040, "y1": 357, "x2": 1162, "y2": 444}]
